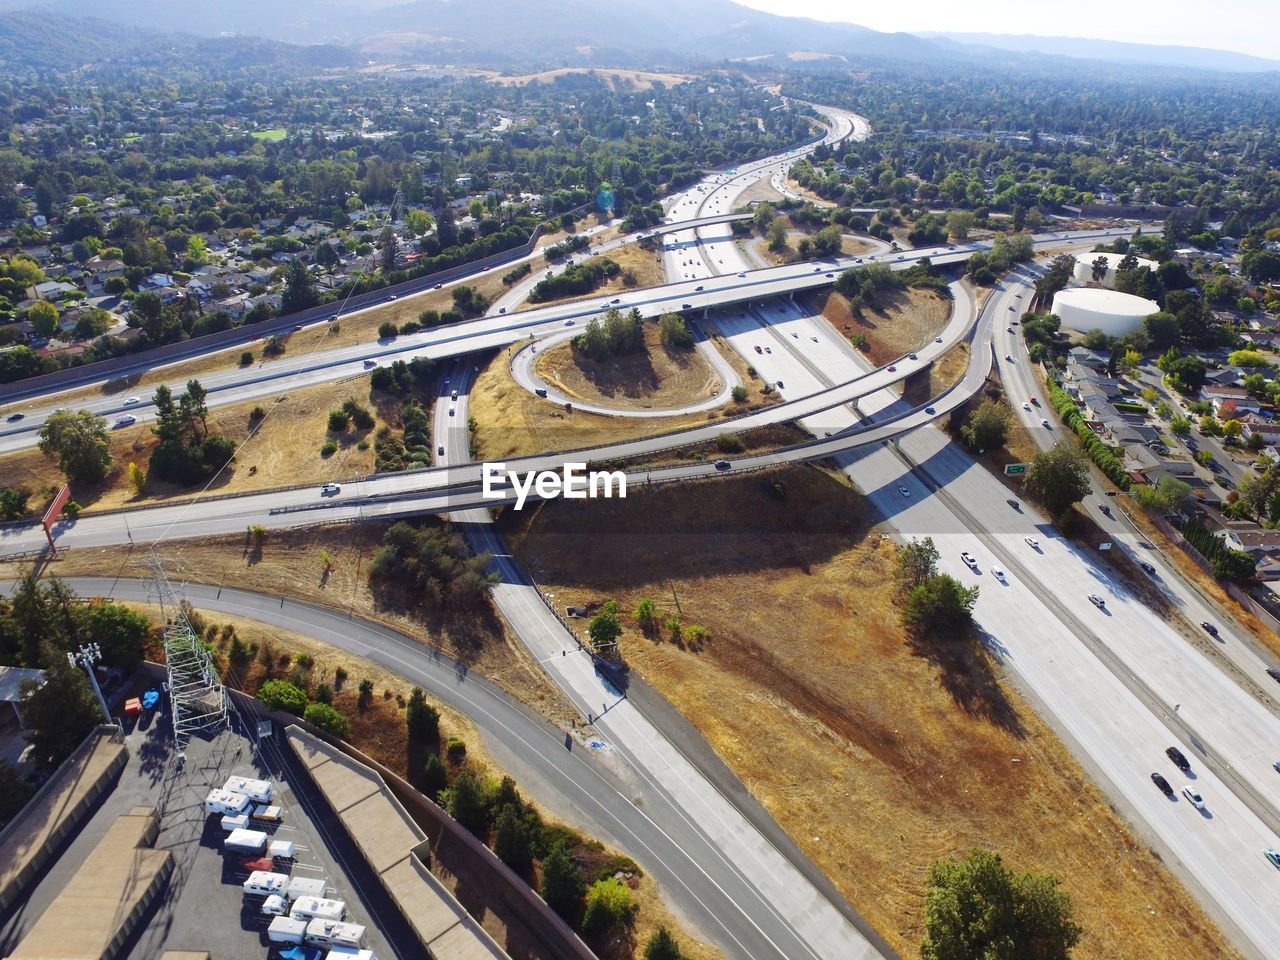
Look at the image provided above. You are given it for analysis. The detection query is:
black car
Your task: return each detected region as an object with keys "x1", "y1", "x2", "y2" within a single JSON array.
[
  {"x1": 5, "y1": 413, "x2": 22, "y2": 422},
  {"x1": 1165, "y1": 746, "x2": 1191, "y2": 773},
  {"x1": 1200, "y1": 621, "x2": 1219, "y2": 637},
  {"x1": 1268, "y1": 668, "x2": 1280, "y2": 684},
  {"x1": 1150, "y1": 772, "x2": 1175, "y2": 799}
]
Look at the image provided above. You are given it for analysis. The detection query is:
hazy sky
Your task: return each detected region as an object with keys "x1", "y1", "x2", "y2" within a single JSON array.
[{"x1": 733, "y1": 0, "x2": 1279, "y2": 60}]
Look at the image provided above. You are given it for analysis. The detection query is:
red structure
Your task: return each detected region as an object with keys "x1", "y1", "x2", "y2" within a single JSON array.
[{"x1": 41, "y1": 484, "x2": 71, "y2": 555}]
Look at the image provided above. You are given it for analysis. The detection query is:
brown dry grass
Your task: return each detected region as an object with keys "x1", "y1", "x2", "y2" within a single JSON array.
[
  {"x1": 522, "y1": 246, "x2": 664, "y2": 311},
  {"x1": 469, "y1": 342, "x2": 746, "y2": 461},
  {"x1": 489, "y1": 68, "x2": 693, "y2": 91},
  {"x1": 535, "y1": 323, "x2": 722, "y2": 411},
  {"x1": 902, "y1": 343, "x2": 969, "y2": 407},
  {"x1": 15, "y1": 523, "x2": 576, "y2": 726},
  {"x1": 813, "y1": 286, "x2": 951, "y2": 366},
  {"x1": 0, "y1": 377, "x2": 396, "y2": 514},
  {"x1": 498, "y1": 465, "x2": 1240, "y2": 960}
]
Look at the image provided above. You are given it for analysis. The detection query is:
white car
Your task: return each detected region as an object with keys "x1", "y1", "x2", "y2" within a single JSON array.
[
  {"x1": 564, "y1": 319, "x2": 575, "y2": 326},
  {"x1": 1024, "y1": 536, "x2": 1041, "y2": 550},
  {"x1": 1181, "y1": 787, "x2": 1205, "y2": 810},
  {"x1": 320, "y1": 483, "x2": 341, "y2": 496},
  {"x1": 1022, "y1": 401, "x2": 1032, "y2": 411},
  {"x1": 112, "y1": 415, "x2": 136, "y2": 428},
  {"x1": 991, "y1": 566, "x2": 1007, "y2": 582},
  {"x1": 122, "y1": 396, "x2": 141, "y2": 406},
  {"x1": 1041, "y1": 418, "x2": 1052, "y2": 429},
  {"x1": 898, "y1": 486, "x2": 910, "y2": 497},
  {"x1": 960, "y1": 552, "x2": 979, "y2": 571},
  {"x1": 1088, "y1": 593, "x2": 1106, "y2": 609}
]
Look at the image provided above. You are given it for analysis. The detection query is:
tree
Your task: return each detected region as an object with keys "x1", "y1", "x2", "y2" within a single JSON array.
[
  {"x1": 379, "y1": 227, "x2": 397, "y2": 274},
  {"x1": 494, "y1": 803, "x2": 535, "y2": 874},
  {"x1": 896, "y1": 537, "x2": 940, "y2": 594},
  {"x1": 281, "y1": 258, "x2": 316, "y2": 313},
  {"x1": 38, "y1": 409, "x2": 112, "y2": 485},
  {"x1": 303, "y1": 703, "x2": 351, "y2": 738},
  {"x1": 946, "y1": 210, "x2": 975, "y2": 241},
  {"x1": 588, "y1": 606, "x2": 622, "y2": 651},
  {"x1": 1143, "y1": 312, "x2": 1179, "y2": 352},
  {"x1": 128, "y1": 462, "x2": 146, "y2": 496},
  {"x1": 644, "y1": 927, "x2": 684, "y2": 960},
  {"x1": 921, "y1": 849, "x2": 1082, "y2": 960},
  {"x1": 582, "y1": 876, "x2": 638, "y2": 939},
  {"x1": 1026, "y1": 443, "x2": 1091, "y2": 517},
  {"x1": 1170, "y1": 415, "x2": 1192, "y2": 437},
  {"x1": 634, "y1": 598, "x2": 658, "y2": 630},
  {"x1": 541, "y1": 840, "x2": 585, "y2": 919},
  {"x1": 1090, "y1": 256, "x2": 1109, "y2": 284},
  {"x1": 406, "y1": 687, "x2": 440, "y2": 744},
  {"x1": 422, "y1": 753, "x2": 448, "y2": 802},
  {"x1": 658, "y1": 313, "x2": 694, "y2": 349},
  {"x1": 961, "y1": 400, "x2": 1009, "y2": 452},
  {"x1": 20, "y1": 648, "x2": 103, "y2": 773},
  {"x1": 28, "y1": 300, "x2": 59, "y2": 339},
  {"x1": 900, "y1": 575, "x2": 980, "y2": 634},
  {"x1": 79, "y1": 603, "x2": 150, "y2": 667},
  {"x1": 258, "y1": 679, "x2": 308, "y2": 714},
  {"x1": 767, "y1": 218, "x2": 787, "y2": 252},
  {"x1": 447, "y1": 767, "x2": 492, "y2": 839},
  {"x1": 1242, "y1": 248, "x2": 1280, "y2": 283}
]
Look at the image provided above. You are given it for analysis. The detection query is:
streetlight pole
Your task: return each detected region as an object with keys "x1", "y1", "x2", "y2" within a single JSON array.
[{"x1": 68, "y1": 642, "x2": 112, "y2": 723}]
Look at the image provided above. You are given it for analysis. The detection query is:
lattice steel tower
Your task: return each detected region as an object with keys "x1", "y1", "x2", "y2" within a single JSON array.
[{"x1": 147, "y1": 550, "x2": 229, "y2": 746}]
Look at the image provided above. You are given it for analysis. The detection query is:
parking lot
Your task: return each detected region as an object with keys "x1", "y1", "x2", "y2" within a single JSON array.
[{"x1": 0, "y1": 686, "x2": 416, "y2": 960}]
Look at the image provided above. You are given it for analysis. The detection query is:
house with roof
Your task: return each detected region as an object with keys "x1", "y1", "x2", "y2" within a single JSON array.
[{"x1": 1202, "y1": 385, "x2": 1261, "y2": 417}]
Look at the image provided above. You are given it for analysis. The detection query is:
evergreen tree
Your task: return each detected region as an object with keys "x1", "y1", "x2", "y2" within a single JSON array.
[{"x1": 540, "y1": 840, "x2": 585, "y2": 920}]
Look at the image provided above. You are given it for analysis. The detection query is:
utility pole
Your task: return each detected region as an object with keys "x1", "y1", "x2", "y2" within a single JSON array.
[{"x1": 67, "y1": 642, "x2": 111, "y2": 723}]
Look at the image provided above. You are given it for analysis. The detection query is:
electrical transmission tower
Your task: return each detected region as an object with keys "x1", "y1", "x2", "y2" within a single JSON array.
[{"x1": 147, "y1": 550, "x2": 229, "y2": 747}]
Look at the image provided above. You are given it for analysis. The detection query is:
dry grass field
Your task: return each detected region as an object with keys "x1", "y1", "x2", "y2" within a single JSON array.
[
  {"x1": 812, "y1": 287, "x2": 951, "y2": 366},
  {"x1": 499, "y1": 465, "x2": 1240, "y2": 960},
  {"x1": 535, "y1": 323, "x2": 723, "y2": 411},
  {"x1": 489, "y1": 68, "x2": 692, "y2": 91}
]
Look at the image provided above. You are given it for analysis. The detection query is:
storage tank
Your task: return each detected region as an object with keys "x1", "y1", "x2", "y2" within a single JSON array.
[
  {"x1": 1051, "y1": 287, "x2": 1159, "y2": 337},
  {"x1": 1072, "y1": 251, "x2": 1157, "y2": 287}
]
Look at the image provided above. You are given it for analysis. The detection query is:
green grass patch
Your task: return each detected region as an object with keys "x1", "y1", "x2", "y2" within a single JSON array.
[{"x1": 251, "y1": 128, "x2": 287, "y2": 141}]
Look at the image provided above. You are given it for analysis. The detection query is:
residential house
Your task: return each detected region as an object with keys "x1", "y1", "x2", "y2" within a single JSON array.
[
  {"x1": 1202, "y1": 385, "x2": 1261, "y2": 417},
  {"x1": 1067, "y1": 346, "x2": 1109, "y2": 371},
  {"x1": 27, "y1": 280, "x2": 79, "y2": 301}
]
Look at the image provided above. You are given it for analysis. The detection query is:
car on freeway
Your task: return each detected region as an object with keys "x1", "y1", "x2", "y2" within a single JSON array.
[
  {"x1": 499, "y1": 307, "x2": 506, "y2": 314},
  {"x1": 960, "y1": 552, "x2": 979, "y2": 571},
  {"x1": 5, "y1": 413, "x2": 22, "y2": 422},
  {"x1": 1166, "y1": 746, "x2": 1191, "y2": 773},
  {"x1": 738, "y1": 272, "x2": 747, "y2": 278},
  {"x1": 434, "y1": 283, "x2": 443, "y2": 289},
  {"x1": 448, "y1": 407, "x2": 455, "y2": 417},
  {"x1": 123, "y1": 396, "x2": 141, "y2": 406},
  {"x1": 714, "y1": 460, "x2": 731, "y2": 470},
  {"x1": 1266, "y1": 849, "x2": 1280, "y2": 869},
  {"x1": 1088, "y1": 593, "x2": 1106, "y2": 609},
  {"x1": 1007, "y1": 499, "x2": 1020, "y2": 511},
  {"x1": 564, "y1": 319, "x2": 575, "y2": 326},
  {"x1": 1041, "y1": 418, "x2": 1052, "y2": 429},
  {"x1": 1199, "y1": 621, "x2": 1218, "y2": 636},
  {"x1": 682, "y1": 303, "x2": 693, "y2": 310},
  {"x1": 826, "y1": 273, "x2": 835, "y2": 278},
  {"x1": 320, "y1": 483, "x2": 341, "y2": 496},
  {"x1": 328, "y1": 313, "x2": 340, "y2": 321},
  {"x1": 437, "y1": 445, "x2": 444, "y2": 456},
  {"x1": 1030, "y1": 397, "x2": 1041, "y2": 407},
  {"x1": 991, "y1": 565, "x2": 1007, "y2": 582},
  {"x1": 1150, "y1": 773, "x2": 1175, "y2": 799},
  {"x1": 791, "y1": 332, "x2": 799, "y2": 338},
  {"x1": 1005, "y1": 354, "x2": 1015, "y2": 362},
  {"x1": 935, "y1": 336, "x2": 943, "y2": 343},
  {"x1": 386, "y1": 294, "x2": 397, "y2": 301},
  {"x1": 1139, "y1": 561, "x2": 1156, "y2": 575},
  {"x1": 695, "y1": 285, "x2": 704, "y2": 291},
  {"x1": 113, "y1": 415, "x2": 136, "y2": 428},
  {"x1": 292, "y1": 324, "x2": 303, "y2": 332},
  {"x1": 908, "y1": 353, "x2": 918, "y2": 360},
  {"x1": 1267, "y1": 668, "x2": 1280, "y2": 684},
  {"x1": 1022, "y1": 401, "x2": 1032, "y2": 411},
  {"x1": 1181, "y1": 786, "x2": 1206, "y2": 810},
  {"x1": 925, "y1": 406, "x2": 936, "y2": 414},
  {"x1": 776, "y1": 380, "x2": 784, "y2": 388},
  {"x1": 764, "y1": 346, "x2": 771, "y2": 354},
  {"x1": 898, "y1": 486, "x2": 910, "y2": 497},
  {"x1": 887, "y1": 365, "x2": 897, "y2": 372},
  {"x1": 754, "y1": 345, "x2": 762, "y2": 353},
  {"x1": 1007, "y1": 326, "x2": 1015, "y2": 334},
  {"x1": 611, "y1": 298, "x2": 621, "y2": 304},
  {"x1": 813, "y1": 266, "x2": 821, "y2": 273},
  {"x1": 1008, "y1": 304, "x2": 1015, "y2": 310},
  {"x1": 811, "y1": 335, "x2": 819, "y2": 343}
]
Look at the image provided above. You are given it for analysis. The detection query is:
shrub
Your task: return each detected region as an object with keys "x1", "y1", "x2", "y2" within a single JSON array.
[
  {"x1": 320, "y1": 440, "x2": 338, "y2": 457},
  {"x1": 715, "y1": 433, "x2": 744, "y2": 453},
  {"x1": 445, "y1": 737, "x2": 467, "y2": 764},
  {"x1": 314, "y1": 682, "x2": 333, "y2": 704},
  {"x1": 406, "y1": 687, "x2": 440, "y2": 744},
  {"x1": 258, "y1": 679, "x2": 308, "y2": 714},
  {"x1": 581, "y1": 876, "x2": 637, "y2": 938},
  {"x1": 540, "y1": 841, "x2": 585, "y2": 919},
  {"x1": 303, "y1": 702, "x2": 350, "y2": 737},
  {"x1": 378, "y1": 321, "x2": 398, "y2": 339},
  {"x1": 327, "y1": 409, "x2": 350, "y2": 432},
  {"x1": 239, "y1": 350, "x2": 254, "y2": 366},
  {"x1": 262, "y1": 335, "x2": 286, "y2": 357},
  {"x1": 422, "y1": 753, "x2": 448, "y2": 801},
  {"x1": 446, "y1": 767, "x2": 492, "y2": 838},
  {"x1": 249, "y1": 406, "x2": 266, "y2": 423},
  {"x1": 731, "y1": 385, "x2": 748, "y2": 403}
]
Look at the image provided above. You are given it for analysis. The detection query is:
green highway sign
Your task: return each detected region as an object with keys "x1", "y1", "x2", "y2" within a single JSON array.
[{"x1": 1004, "y1": 463, "x2": 1028, "y2": 476}]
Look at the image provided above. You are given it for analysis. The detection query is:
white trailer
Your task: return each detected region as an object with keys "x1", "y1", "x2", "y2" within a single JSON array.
[
  {"x1": 220, "y1": 813, "x2": 249, "y2": 832},
  {"x1": 325, "y1": 948, "x2": 375, "y2": 960},
  {"x1": 251, "y1": 803, "x2": 282, "y2": 823},
  {"x1": 261, "y1": 895, "x2": 289, "y2": 917},
  {"x1": 267, "y1": 916, "x2": 307, "y2": 945},
  {"x1": 223, "y1": 828, "x2": 268, "y2": 854},
  {"x1": 243, "y1": 870, "x2": 290, "y2": 897},
  {"x1": 290, "y1": 896, "x2": 347, "y2": 922},
  {"x1": 286, "y1": 876, "x2": 327, "y2": 901},
  {"x1": 204, "y1": 788, "x2": 251, "y2": 816},
  {"x1": 268, "y1": 839, "x2": 296, "y2": 859},
  {"x1": 223, "y1": 775, "x2": 272, "y2": 803},
  {"x1": 304, "y1": 919, "x2": 366, "y2": 949}
]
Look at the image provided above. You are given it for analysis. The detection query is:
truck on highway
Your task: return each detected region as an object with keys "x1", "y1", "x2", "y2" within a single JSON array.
[
  {"x1": 267, "y1": 916, "x2": 307, "y2": 945},
  {"x1": 223, "y1": 828, "x2": 268, "y2": 854},
  {"x1": 304, "y1": 919, "x2": 366, "y2": 949},
  {"x1": 204, "y1": 788, "x2": 251, "y2": 816},
  {"x1": 223, "y1": 775, "x2": 272, "y2": 803},
  {"x1": 290, "y1": 896, "x2": 347, "y2": 922}
]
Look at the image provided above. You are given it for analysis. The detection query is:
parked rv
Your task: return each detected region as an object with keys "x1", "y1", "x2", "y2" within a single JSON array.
[
  {"x1": 290, "y1": 896, "x2": 347, "y2": 922},
  {"x1": 325, "y1": 948, "x2": 376, "y2": 960},
  {"x1": 261, "y1": 895, "x2": 289, "y2": 917},
  {"x1": 268, "y1": 839, "x2": 296, "y2": 859},
  {"x1": 204, "y1": 789, "x2": 251, "y2": 816},
  {"x1": 286, "y1": 877, "x2": 328, "y2": 901},
  {"x1": 304, "y1": 919, "x2": 366, "y2": 949},
  {"x1": 223, "y1": 776, "x2": 272, "y2": 803},
  {"x1": 267, "y1": 916, "x2": 307, "y2": 945},
  {"x1": 223, "y1": 828, "x2": 268, "y2": 854},
  {"x1": 243, "y1": 871, "x2": 290, "y2": 897},
  {"x1": 220, "y1": 813, "x2": 249, "y2": 832}
]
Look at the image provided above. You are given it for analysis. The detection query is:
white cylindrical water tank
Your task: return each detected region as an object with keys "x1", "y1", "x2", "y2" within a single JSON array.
[
  {"x1": 1051, "y1": 287, "x2": 1158, "y2": 337},
  {"x1": 1072, "y1": 251, "x2": 1157, "y2": 287}
]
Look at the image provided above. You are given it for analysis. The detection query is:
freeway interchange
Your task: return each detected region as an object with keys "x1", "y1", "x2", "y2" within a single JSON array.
[{"x1": 5, "y1": 103, "x2": 1280, "y2": 960}]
